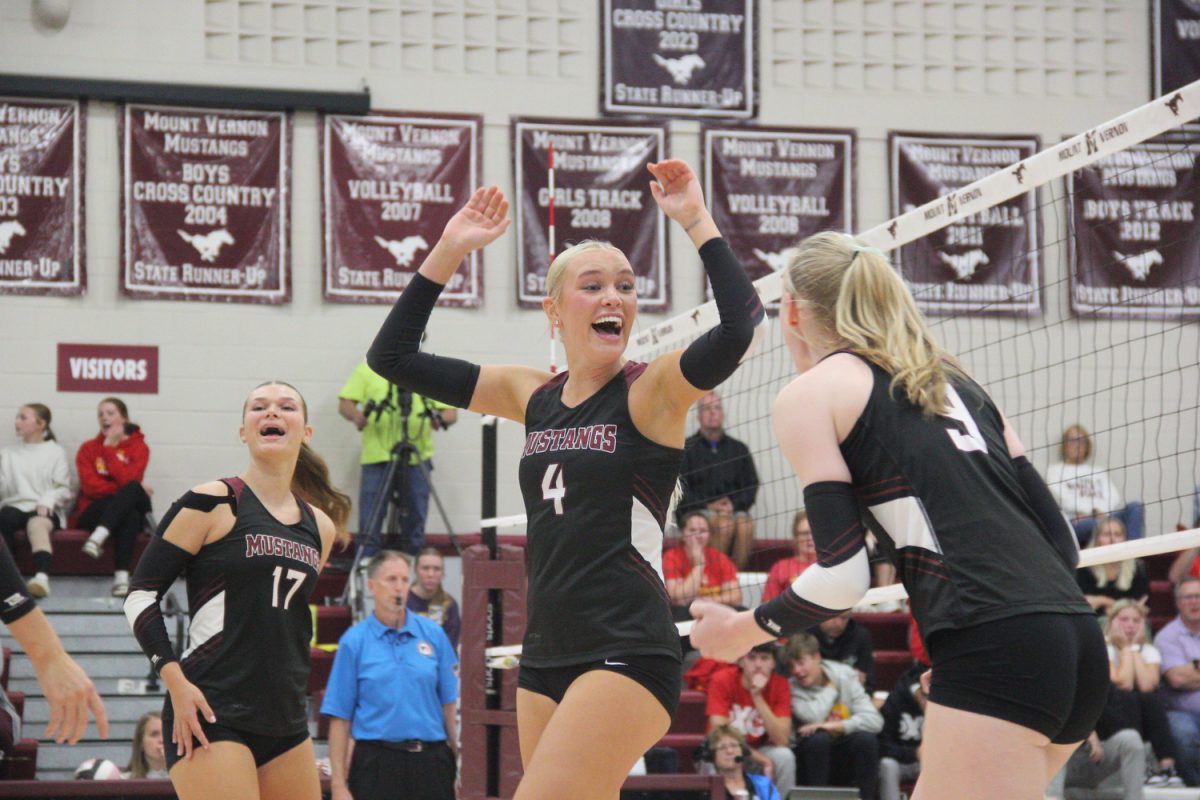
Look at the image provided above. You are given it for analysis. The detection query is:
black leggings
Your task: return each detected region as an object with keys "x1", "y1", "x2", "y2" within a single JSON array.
[
  {"x1": 1104, "y1": 686, "x2": 1178, "y2": 761},
  {"x1": 77, "y1": 482, "x2": 151, "y2": 570},
  {"x1": 794, "y1": 729, "x2": 879, "y2": 800}
]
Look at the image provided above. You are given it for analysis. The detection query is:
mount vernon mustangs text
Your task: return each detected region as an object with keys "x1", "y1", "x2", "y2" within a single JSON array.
[
  {"x1": 523, "y1": 424, "x2": 618, "y2": 456},
  {"x1": 244, "y1": 533, "x2": 320, "y2": 571}
]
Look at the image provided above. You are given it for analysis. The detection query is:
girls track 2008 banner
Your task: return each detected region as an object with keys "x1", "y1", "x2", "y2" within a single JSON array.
[
  {"x1": 121, "y1": 104, "x2": 290, "y2": 304},
  {"x1": 0, "y1": 97, "x2": 84, "y2": 297},
  {"x1": 513, "y1": 117, "x2": 669, "y2": 311},
  {"x1": 322, "y1": 112, "x2": 482, "y2": 306}
]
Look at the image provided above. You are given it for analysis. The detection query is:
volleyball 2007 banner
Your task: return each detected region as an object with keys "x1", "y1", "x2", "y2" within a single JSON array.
[
  {"x1": 889, "y1": 132, "x2": 1042, "y2": 317},
  {"x1": 703, "y1": 126, "x2": 854, "y2": 300},
  {"x1": 121, "y1": 104, "x2": 290, "y2": 303},
  {"x1": 0, "y1": 97, "x2": 85, "y2": 297},
  {"x1": 513, "y1": 117, "x2": 669, "y2": 311},
  {"x1": 1154, "y1": 0, "x2": 1200, "y2": 96},
  {"x1": 1069, "y1": 132, "x2": 1200, "y2": 320},
  {"x1": 601, "y1": 0, "x2": 755, "y2": 119},
  {"x1": 322, "y1": 113, "x2": 482, "y2": 306}
]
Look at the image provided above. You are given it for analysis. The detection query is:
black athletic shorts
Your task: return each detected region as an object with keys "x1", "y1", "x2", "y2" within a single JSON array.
[
  {"x1": 518, "y1": 653, "x2": 681, "y2": 718},
  {"x1": 925, "y1": 612, "x2": 1108, "y2": 744},
  {"x1": 162, "y1": 710, "x2": 309, "y2": 770}
]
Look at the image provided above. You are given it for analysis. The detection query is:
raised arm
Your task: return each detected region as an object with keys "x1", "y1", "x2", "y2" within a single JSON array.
[{"x1": 367, "y1": 186, "x2": 550, "y2": 424}]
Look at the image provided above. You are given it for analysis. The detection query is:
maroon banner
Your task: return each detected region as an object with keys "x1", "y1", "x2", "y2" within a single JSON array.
[
  {"x1": 121, "y1": 104, "x2": 290, "y2": 303},
  {"x1": 703, "y1": 126, "x2": 854, "y2": 298},
  {"x1": 602, "y1": 0, "x2": 756, "y2": 119},
  {"x1": 513, "y1": 117, "x2": 669, "y2": 310},
  {"x1": 57, "y1": 343, "x2": 158, "y2": 394},
  {"x1": 0, "y1": 98, "x2": 85, "y2": 296},
  {"x1": 889, "y1": 132, "x2": 1042, "y2": 316},
  {"x1": 1154, "y1": 0, "x2": 1200, "y2": 97},
  {"x1": 322, "y1": 112, "x2": 482, "y2": 306},
  {"x1": 1069, "y1": 133, "x2": 1200, "y2": 319}
]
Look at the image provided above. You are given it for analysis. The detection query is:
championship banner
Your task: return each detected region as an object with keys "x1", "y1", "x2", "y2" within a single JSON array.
[
  {"x1": 0, "y1": 98, "x2": 84, "y2": 296},
  {"x1": 121, "y1": 104, "x2": 290, "y2": 303},
  {"x1": 1154, "y1": 0, "x2": 1200, "y2": 97},
  {"x1": 513, "y1": 117, "x2": 669, "y2": 311},
  {"x1": 1068, "y1": 133, "x2": 1200, "y2": 319},
  {"x1": 703, "y1": 126, "x2": 854, "y2": 298},
  {"x1": 602, "y1": 0, "x2": 755, "y2": 119},
  {"x1": 889, "y1": 132, "x2": 1042, "y2": 316},
  {"x1": 322, "y1": 112, "x2": 482, "y2": 306}
]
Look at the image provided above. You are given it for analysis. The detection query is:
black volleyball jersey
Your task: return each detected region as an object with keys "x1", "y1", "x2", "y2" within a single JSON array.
[
  {"x1": 518, "y1": 363, "x2": 683, "y2": 667},
  {"x1": 176, "y1": 478, "x2": 323, "y2": 735},
  {"x1": 839, "y1": 356, "x2": 1092, "y2": 641}
]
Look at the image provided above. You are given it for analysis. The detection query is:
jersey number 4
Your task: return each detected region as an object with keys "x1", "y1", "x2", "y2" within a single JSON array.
[
  {"x1": 942, "y1": 386, "x2": 988, "y2": 454},
  {"x1": 541, "y1": 463, "x2": 566, "y2": 515},
  {"x1": 271, "y1": 566, "x2": 306, "y2": 610}
]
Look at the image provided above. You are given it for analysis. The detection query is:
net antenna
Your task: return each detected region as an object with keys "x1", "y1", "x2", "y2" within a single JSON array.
[{"x1": 547, "y1": 142, "x2": 558, "y2": 374}]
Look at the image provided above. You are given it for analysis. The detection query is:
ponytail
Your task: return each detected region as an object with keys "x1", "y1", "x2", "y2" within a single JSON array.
[
  {"x1": 24, "y1": 403, "x2": 55, "y2": 441},
  {"x1": 100, "y1": 396, "x2": 141, "y2": 436},
  {"x1": 293, "y1": 442, "x2": 352, "y2": 548},
  {"x1": 784, "y1": 231, "x2": 960, "y2": 416}
]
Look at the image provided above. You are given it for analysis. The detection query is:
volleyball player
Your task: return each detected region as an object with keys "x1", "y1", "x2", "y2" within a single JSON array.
[
  {"x1": 124, "y1": 382, "x2": 351, "y2": 800},
  {"x1": 368, "y1": 161, "x2": 763, "y2": 799},
  {"x1": 688, "y1": 232, "x2": 1107, "y2": 800}
]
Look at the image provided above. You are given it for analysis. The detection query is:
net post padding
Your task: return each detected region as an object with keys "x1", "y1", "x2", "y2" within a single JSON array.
[{"x1": 460, "y1": 544, "x2": 526, "y2": 800}]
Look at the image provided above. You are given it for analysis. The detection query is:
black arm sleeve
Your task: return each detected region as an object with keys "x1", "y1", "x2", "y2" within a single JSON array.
[
  {"x1": 0, "y1": 540, "x2": 35, "y2": 625},
  {"x1": 366, "y1": 272, "x2": 481, "y2": 409},
  {"x1": 678, "y1": 238, "x2": 764, "y2": 391},
  {"x1": 1013, "y1": 456, "x2": 1080, "y2": 570}
]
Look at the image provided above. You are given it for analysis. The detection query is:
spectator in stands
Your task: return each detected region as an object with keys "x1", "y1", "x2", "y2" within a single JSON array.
[
  {"x1": 665, "y1": 511, "x2": 741, "y2": 619},
  {"x1": 1077, "y1": 516, "x2": 1150, "y2": 615},
  {"x1": 1153, "y1": 576, "x2": 1200, "y2": 786},
  {"x1": 705, "y1": 724, "x2": 781, "y2": 800},
  {"x1": 407, "y1": 546, "x2": 461, "y2": 650},
  {"x1": 762, "y1": 511, "x2": 816, "y2": 602},
  {"x1": 706, "y1": 642, "x2": 796, "y2": 795},
  {"x1": 1104, "y1": 599, "x2": 1179, "y2": 783},
  {"x1": 1044, "y1": 719, "x2": 1147, "y2": 800},
  {"x1": 1171, "y1": 488, "x2": 1200, "y2": 583},
  {"x1": 322, "y1": 550, "x2": 458, "y2": 800},
  {"x1": 784, "y1": 633, "x2": 882, "y2": 800},
  {"x1": 679, "y1": 392, "x2": 759, "y2": 570},
  {"x1": 73, "y1": 397, "x2": 152, "y2": 597},
  {"x1": 0, "y1": 403, "x2": 72, "y2": 597},
  {"x1": 878, "y1": 662, "x2": 926, "y2": 800},
  {"x1": 814, "y1": 611, "x2": 876, "y2": 695},
  {"x1": 1047, "y1": 423, "x2": 1144, "y2": 545},
  {"x1": 338, "y1": 362, "x2": 456, "y2": 556},
  {"x1": 123, "y1": 711, "x2": 167, "y2": 779}
]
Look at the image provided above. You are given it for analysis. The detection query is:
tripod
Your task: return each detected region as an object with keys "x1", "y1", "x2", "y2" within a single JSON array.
[{"x1": 344, "y1": 384, "x2": 459, "y2": 612}]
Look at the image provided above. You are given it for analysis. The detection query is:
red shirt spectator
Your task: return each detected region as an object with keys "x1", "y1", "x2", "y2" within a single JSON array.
[
  {"x1": 762, "y1": 510, "x2": 817, "y2": 601},
  {"x1": 73, "y1": 431, "x2": 149, "y2": 521},
  {"x1": 706, "y1": 657, "x2": 791, "y2": 748},
  {"x1": 664, "y1": 511, "x2": 741, "y2": 608}
]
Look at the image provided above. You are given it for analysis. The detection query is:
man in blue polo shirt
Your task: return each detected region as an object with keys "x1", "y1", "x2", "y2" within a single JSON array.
[{"x1": 323, "y1": 550, "x2": 458, "y2": 800}]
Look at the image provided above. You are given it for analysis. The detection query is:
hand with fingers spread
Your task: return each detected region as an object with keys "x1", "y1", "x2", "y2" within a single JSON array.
[
  {"x1": 162, "y1": 664, "x2": 215, "y2": 760},
  {"x1": 440, "y1": 185, "x2": 511, "y2": 256}
]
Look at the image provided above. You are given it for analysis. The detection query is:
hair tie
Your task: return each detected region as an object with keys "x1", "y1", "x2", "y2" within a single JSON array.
[{"x1": 842, "y1": 233, "x2": 885, "y2": 261}]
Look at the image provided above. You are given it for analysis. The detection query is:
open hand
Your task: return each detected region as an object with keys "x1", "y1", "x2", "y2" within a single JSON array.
[
  {"x1": 647, "y1": 160, "x2": 708, "y2": 228},
  {"x1": 36, "y1": 651, "x2": 108, "y2": 744},
  {"x1": 441, "y1": 186, "x2": 511, "y2": 255}
]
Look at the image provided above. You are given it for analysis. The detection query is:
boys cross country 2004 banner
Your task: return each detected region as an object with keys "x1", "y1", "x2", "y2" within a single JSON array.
[{"x1": 121, "y1": 104, "x2": 291, "y2": 304}]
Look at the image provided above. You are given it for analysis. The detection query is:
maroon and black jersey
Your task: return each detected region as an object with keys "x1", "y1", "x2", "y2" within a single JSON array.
[
  {"x1": 176, "y1": 478, "x2": 322, "y2": 735},
  {"x1": 517, "y1": 363, "x2": 683, "y2": 667}
]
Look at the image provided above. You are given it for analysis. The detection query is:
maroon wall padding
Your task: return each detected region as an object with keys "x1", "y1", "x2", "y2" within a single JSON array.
[{"x1": 461, "y1": 544, "x2": 526, "y2": 800}]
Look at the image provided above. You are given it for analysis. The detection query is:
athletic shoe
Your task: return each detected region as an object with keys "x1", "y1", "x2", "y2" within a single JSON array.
[
  {"x1": 111, "y1": 571, "x2": 129, "y2": 598},
  {"x1": 27, "y1": 573, "x2": 49, "y2": 598},
  {"x1": 82, "y1": 530, "x2": 107, "y2": 559}
]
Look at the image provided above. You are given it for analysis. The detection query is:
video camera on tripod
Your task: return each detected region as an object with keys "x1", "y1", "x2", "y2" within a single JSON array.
[{"x1": 363, "y1": 386, "x2": 446, "y2": 429}]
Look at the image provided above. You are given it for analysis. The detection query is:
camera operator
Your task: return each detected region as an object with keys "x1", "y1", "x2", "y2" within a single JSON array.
[
  {"x1": 339, "y1": 362, "x2": 457, "y2": 555},
  {"x1": 702, "y1": 725, "x2": 781, "y2": 800}
]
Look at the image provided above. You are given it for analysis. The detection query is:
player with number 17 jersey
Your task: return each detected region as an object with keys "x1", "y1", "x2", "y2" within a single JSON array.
[{"x1": 517, "y1": 363, "x2": 683, "y2": 668}]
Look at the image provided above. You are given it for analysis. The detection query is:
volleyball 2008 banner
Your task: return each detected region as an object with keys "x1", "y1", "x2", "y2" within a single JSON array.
[
  {"x1": 1069, "y1": 132, "x2": 1200, "y2": 320},
  {"x1": 513, "y1": 117, "x2": 669, "y2": 311},
  {"x1": 0, "y1": 97, "x2": 85, "y2": 297},
  {"x1": 322, "y1": 113, "x2": 482, "y2": 306},
  {"x1": 889, "y1": 132, "x2": 1042, "y2": 317},
  {"x1": 703, "y1": 126, "x2": 854, "y2": 300},
  {"x1": 121, "y1": 104, "x2": 290, "y2": 303}
]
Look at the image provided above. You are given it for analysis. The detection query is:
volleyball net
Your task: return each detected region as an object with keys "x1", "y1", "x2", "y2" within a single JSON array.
[{"x1": 477, "y1": 81, "x2": 1200, "y2": 663}]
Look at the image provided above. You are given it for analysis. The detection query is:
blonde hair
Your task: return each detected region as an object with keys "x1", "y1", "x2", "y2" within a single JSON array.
[
  {"x1": 545, "y1": 240, "x2": 625, "y2": 303},
  {"x1": 1087, "y1": 516, "x2": 1135, "y2": 591},
  {"x1": 783, "y1": 231, "x2": 960, "y2": 416},
  {"x1": 1105, "y1": 598, "x2": 1149, "y2": 646}
]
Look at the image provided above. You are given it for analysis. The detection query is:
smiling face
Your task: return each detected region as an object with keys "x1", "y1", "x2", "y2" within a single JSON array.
[
  {"x1": 544, "y1": 248, "x2": 637, "y2": 367},
  {"x1": 14, "y1": 406, "x2": 45, "y2": 442},
  {"x1": 240, "y1": 383, "x2": 311, "y2": 461},
  {"x1": 97, "y1": 400, "x2": 127, "y2": 439},
  {"x1": 789, "y1": 652, "x2": 824, "y2": 688}
]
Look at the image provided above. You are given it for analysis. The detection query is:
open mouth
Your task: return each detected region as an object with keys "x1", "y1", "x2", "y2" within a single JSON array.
[
  {"x1": 259, "y1": 424, "x2": 286, "y2": 440},
  {"x1": 591, "y1": 315, "x2": 623, "y2": 338}
]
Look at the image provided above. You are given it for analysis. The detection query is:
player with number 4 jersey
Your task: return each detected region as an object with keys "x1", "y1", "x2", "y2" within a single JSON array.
[{"x1": 124, "y1": 382, "x2": 350, "y2": 800}]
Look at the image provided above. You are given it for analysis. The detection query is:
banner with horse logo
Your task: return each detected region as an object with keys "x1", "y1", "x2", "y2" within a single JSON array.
[
  {"x1": 889, "y1": 131, "x2": 1042, "y2": 317},
  {"x1": 322, "y1": 112, "x2": 482, "y2": 306},
  {"x1": 0, "y1": 97, "x2": 85, "y2": 297},
  {"x1": 121, "y1": 104, "x2": 290, "y2": 303}
]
